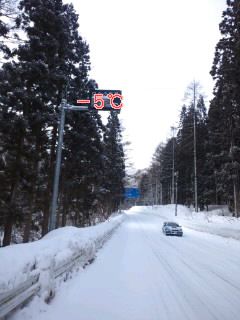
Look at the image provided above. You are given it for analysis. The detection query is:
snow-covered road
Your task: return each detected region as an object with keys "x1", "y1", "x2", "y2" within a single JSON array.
[{"x1": 14, "y1": 207, "x2": 240, "y2": 320}]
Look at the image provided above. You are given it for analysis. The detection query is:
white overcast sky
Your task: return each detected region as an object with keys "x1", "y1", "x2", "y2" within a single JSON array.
[{"x1": 71, "y1": 0, "x2": 227, "y2": 170}]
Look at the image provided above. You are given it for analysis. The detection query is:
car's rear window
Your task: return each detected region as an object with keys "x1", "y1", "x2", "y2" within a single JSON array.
[{"x1": 166, "y1": 223, "x2": 179, "y2": 227}]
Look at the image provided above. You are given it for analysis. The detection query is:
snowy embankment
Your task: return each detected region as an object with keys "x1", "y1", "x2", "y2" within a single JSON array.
[
  {"x1": 137, "y1": 205, "x2": 240, "y2": 240},
  {"x1": 0, "y1": 213, "x2": 124, "y2": 299}
]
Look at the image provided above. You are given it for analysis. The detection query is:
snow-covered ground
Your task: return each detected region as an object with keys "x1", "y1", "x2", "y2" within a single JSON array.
[
  {"x1": 7, "y1": 205, "x2": 240, "y2": 320},
  {"x1": 0, "y1": 214, "x2": 124, "y2": 294}
]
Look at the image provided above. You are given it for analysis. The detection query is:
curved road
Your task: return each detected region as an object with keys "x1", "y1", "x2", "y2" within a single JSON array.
[{"x1": 14, "y1": 207, "x2": 240, "y2": 320}]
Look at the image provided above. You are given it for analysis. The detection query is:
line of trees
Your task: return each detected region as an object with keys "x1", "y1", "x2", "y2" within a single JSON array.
[
  {"x1": 138, "y1": 0, "x2": 240, "y2": 217},
  {"x1": 0, "y1": 0, "x2": 125, "y2": 246}
]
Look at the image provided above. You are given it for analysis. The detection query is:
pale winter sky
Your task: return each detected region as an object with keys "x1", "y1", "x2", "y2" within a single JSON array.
[{"x1": 71, "y1": 0, "x2": 227, "y2": 170}]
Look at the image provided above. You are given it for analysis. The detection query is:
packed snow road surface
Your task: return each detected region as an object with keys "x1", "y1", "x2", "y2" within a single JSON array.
[{"x1": 13, "y1": 207, "x2": 240, "y2": 320}]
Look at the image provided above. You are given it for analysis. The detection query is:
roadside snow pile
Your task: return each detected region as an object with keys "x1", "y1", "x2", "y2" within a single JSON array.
[
  {"x1": 0, "y1": 213, "x2": 124, "y2": 297},
  {"x1": 131, "y1": 205, "x2": 240, "y2": 240}
]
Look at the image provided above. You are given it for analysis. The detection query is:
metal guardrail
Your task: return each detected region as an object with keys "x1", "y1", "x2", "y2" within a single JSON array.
[
  {"x1": 0, "y1": 274, "x2": 40, "y2": 319},
  {"x1": 0, "y1": 222, "x2": 121, "y2": 319}
]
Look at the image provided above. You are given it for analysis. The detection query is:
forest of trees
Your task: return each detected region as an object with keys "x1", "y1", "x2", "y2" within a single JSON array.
[
  {"x1": 0, "y1": 0, "x2": 125, "y2": 246},
  {"x1": 138, "y1": 0, "x2": 240, "y2": 217}
]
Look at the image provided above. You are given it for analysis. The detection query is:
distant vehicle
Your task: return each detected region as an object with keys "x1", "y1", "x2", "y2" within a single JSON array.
[{"x1": 162, "y1": 222, "x2": 183, "y2": 236}]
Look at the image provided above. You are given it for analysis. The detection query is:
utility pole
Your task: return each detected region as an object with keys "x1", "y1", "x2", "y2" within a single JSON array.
[
  {"x1": 214, "y1": 170, "x2": 218, "y2": 205},
  {"x1": 151, "y1": 172, "x2": 154, "y2": 206},
  {"x1": 233, "y1": 181, "x2": 237, "y2": 217},
  {"x1": 160, "y1": 182, "x2": 163, "y2": 205},
  {"x1": 230, "y1": 143, "x2": 238, "y2": 218},
  {"x1": 193, "y1": 82, "x2": 198, "y2": 212},
  {"x1": 175, "y1": 171, "x2": 178, "y2": 216},
  {"x1": 171, "y1": 126, "x2": 176, "y2": 204},
  {"x1": 155, "y1": 177, "x2": 158, "y2": 205}
]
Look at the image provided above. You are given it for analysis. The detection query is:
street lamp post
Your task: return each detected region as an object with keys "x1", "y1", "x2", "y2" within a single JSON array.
[
  {"x1": 48, "y1": 89, "x2": 123, "y2": 231},
  {"x1": 49, "y1": 99, "x2": 88, "y2": 231}
]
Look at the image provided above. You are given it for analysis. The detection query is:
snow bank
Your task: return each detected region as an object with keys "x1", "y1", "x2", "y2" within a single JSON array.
[
  {"x1": 0, "y1": 213, "x2": 125, "y2": 297},
  {"x1": 130, "y1": 205, "x2": 240, "y2": 240}
]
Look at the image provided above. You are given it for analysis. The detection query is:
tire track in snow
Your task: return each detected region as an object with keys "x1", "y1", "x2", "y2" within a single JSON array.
[
  {"x1": 134, "y1": 214, "x2": 239, "y2": 320},
  {"x1": 161, "y1": 234, "x2": 240, "y2": 293},
  {"x1": 139, "y1": 228, "x2": 218, "y2": 320},
  {"x1": 130, "y1": 214, "x2": 194, "y2": 319},
  {"x1": 142, "y1": 211, "x2": 240, "y2": 290},
  {"x1": 151, "y1": 211, "x2": 240, "y2": 265}
]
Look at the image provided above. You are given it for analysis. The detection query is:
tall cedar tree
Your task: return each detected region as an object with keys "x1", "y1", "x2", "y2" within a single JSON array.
[
  {"x1": 176, "y1": 96, "x2": 207, "y2": 208},
  {"x1": 139, "y1": 95, "x2": 207, "y2": 208},
  {"x1": 208, "y1": 0, "x2": 240, "y2": 215},
  {"x1": 0, "y1": 0, "x2": 104, "y2": 245},
  {"x1": 150, "y1": 139, "x2": 173, "y2": 204},
  {"x1": 103, "y1": 111, "x2": 125, "y2": 215}
]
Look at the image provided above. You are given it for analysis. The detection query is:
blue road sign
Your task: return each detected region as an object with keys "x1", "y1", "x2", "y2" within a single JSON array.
[{"x1": 124, "y1": 187, "x2": 140, "y2": 199}]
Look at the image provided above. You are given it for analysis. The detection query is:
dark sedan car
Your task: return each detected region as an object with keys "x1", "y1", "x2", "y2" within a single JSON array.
[{"x1": 162, "y1": 222, "x2": 183, "y2": 236}]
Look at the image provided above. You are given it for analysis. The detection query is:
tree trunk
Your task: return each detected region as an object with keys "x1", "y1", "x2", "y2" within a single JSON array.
[
  {"x1": 42, "y1": 197, "x2": 50, "y2": 236},
  {"x1": 23, "y1": 200, "x2": 34, "y2": 243},
  {"x1": 3, "y1": 182, "x2": 18, "y2": 246},
  {"x1": 42, "y1": 124, "x2": 57, "y2": 236},
  {"x1": 233, "y1": 179, "x2": 239, "y2": 218},
  {"x1": 61, "y1": 192, "x2": 69, "y2": 227},
  {"x1": 61, "y1": 207, "x2": 67, "y2": 227},
  {"x1": 3, "y1": 132, "x2": 24, "y2": 246},
  {"x1": 23, "y1": 158, "x2": 38, "y2": 243},
  {"x1": 3, "y1": 209, "x2": 14, "y2": 246}
]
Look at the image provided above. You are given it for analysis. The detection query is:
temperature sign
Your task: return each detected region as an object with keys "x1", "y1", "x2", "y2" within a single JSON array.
[{"x1": 77, "y1": 90, "x2": 123, "y2": 111}]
